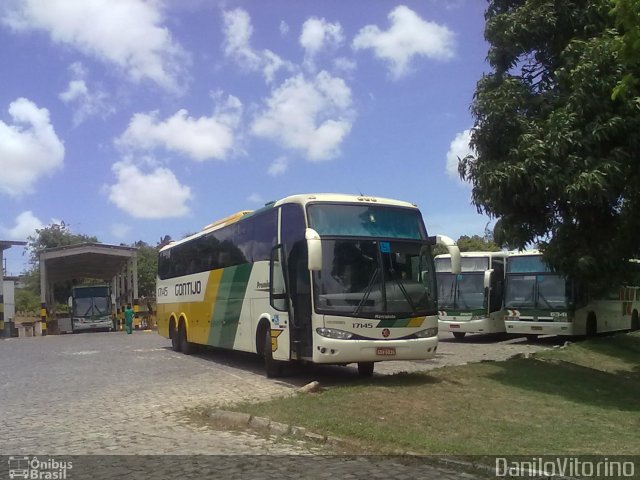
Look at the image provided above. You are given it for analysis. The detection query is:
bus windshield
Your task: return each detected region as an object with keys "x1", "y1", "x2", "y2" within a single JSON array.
[
  {"x1": 75, "y1": 296, "x2": 111, "y2": 318},
  {"x1": 504, "y1": 274, "x2": 568, "y2": 309},
  {"x1": 437, "y1": 273, "x2": 486, "y2": 310},
  {"x1": 307, "y1": 204, "x2": 426, "y2": 239},
  {"x1": 313, "y1": 239, "x2": 436, "y2": 318}
]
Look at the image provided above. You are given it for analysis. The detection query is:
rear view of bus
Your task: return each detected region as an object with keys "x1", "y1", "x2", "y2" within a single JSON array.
[{"x1": 436, "y1": 252, "x2": 507, "y2": 340}]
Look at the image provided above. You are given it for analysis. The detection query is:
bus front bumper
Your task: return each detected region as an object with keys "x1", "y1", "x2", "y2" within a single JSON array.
[
  {"x1": 505, "y1": 320, "x2": 576, "y2": 336},
  {"x1": 439, "y1": 317, "x2": 505, "y2": 334},
  {"x1": 311, "y1": 335, "x2": 438, "y2": 364}
]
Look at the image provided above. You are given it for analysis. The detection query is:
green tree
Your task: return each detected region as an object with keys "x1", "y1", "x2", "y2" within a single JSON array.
[
  {"x1": 460, "y1": 0, "x2": 640, "y2": 289},
  {"x1": 612, "y1": 0, "x2": 640, "y2": 100},
  {"x1": 133, "y1": 240, "x2": 158, "y2": 298},
  {"x1": 26, "y1": 222, "x2": 98, "y2": 267},
  {"x1": 433, "y1": 232, "x2": 500, "y2": 255}
]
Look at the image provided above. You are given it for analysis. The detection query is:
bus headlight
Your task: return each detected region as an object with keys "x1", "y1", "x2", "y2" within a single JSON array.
[
  {"x1": 316, "y1": 328, "x2": 353, "y2": 340},
  {"x1": 415, "y1": 327, "x2": 438, "y2": 338}
]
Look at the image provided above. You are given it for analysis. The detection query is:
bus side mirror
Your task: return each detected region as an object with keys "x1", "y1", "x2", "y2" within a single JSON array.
[
  {"x1": 484, "y1": 269, "x2": 494, "y2": 289},
  {"x1": 436, "y1": 235, "x2": 461, "y2": 274},
  {"x1": 306, "y1": 228, "x2": 322, "y2": 271}
]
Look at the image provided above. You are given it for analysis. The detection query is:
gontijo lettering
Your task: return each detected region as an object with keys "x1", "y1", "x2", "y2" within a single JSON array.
[{"x1": 175, "y1": 281, "x2": 202, "y2": 296}]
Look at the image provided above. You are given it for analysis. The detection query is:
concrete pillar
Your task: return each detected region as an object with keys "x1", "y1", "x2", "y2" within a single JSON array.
[{"x1": 39, "y1": 253, "x2": 48, "y2": 336}]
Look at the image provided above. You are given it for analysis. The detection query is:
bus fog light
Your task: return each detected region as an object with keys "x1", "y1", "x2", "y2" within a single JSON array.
[
  {"x1": 316, "y1": 328, "x2": 353, "y2": 340},
  {"x1": 415, "y1": 327, "x2": 438, "y2": 338}
]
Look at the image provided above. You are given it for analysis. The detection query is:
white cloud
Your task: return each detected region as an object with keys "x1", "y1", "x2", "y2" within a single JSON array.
[
  {"x1": 0, "y1": 97, "x2": 64, "y2": 196},
  {"x1": 333, "y1": 57, "x2": 357, "y2": 74},
  {"x1": 108, "y1": 162, "x2": 192, "y2": 219},
  {"x1": 109, "y1": 223, "x2": 132, "y2": 239},
  {"x1": 1, "y1": 211, "x2": 43, "y2": 240},
  {"x1": 268, "y1": 156, "x2": 288, "y2": 176},
  {"x1": 247, "y1": 193, "x2": 265, "y2": 204},
  {"x1": 117, "y1": 95, "x2": 242, "y2": 161},
  {"x1": 446, "y1": 129, "x2": 473, "y2": 183},
  {"x1": 59, "y1": 74, "x2": 114, "y2": 126},
  {"x1": 352, "y1": 5, "x2": 455, "y2": 78},
  {"x1": 251, "y1": 71, "x2": 354, "y2": 161},
  {"x1": 300, "y1": 17, "x2": 344, "y2": 57},
  {"x1": 279, "y1": 20, "x2": 289, "y2": 36},
  {"x1": 222, "y1": 8, "x2": 293, "y2": 84},
  {"x1": 2, "y1": 0, "x2": 189, "y2": 91}
]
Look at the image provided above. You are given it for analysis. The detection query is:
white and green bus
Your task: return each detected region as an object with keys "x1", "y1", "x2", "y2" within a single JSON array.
[
  {"x1": 436, "y1": 251, "x2": 508, "y2": 340},
  {"x1": 156, "y1": 193, "x2": 461, "y2": 377},
  {"x1": 504, "y1": 250, "x2": 640, "y2": 340}
]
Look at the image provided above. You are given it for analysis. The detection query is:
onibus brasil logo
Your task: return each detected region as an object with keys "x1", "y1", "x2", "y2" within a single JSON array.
[{"x1": 8, "y1": 457, "x2": 72, "y2": 479}]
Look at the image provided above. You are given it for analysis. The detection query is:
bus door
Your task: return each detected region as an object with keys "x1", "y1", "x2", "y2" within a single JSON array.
[
  {"x1": 270, "y1": 244, "x2": 292, "y2": 362},
  {"x1": 280, "y1": 203, "x2": 313, "y2": 359}
]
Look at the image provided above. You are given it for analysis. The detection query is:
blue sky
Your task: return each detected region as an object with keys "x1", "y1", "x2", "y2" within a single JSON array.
[{"x1": 0, "y1": 0, "x2": 490, "y2": 276}]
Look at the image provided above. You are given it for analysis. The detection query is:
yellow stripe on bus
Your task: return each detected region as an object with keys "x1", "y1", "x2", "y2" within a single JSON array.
[{"x1": 407, "y1": 316, "x2": 425, "y2": 328}]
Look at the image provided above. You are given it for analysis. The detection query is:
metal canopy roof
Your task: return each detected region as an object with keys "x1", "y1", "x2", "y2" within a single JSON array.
[
  {"x1": 39, "y1": 243, "x2": 137, "y2": 282},
  {"x1": 1, "y1": 240, "x2": 27, "y2": 252}
]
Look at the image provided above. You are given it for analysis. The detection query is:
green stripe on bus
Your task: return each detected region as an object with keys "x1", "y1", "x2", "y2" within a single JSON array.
[
  {"x1": 376, "y1": 318, "x2": 411, "y2": 328},
  {"x1": 209, "y1": 264, "x2": 252, "y2": 349}
]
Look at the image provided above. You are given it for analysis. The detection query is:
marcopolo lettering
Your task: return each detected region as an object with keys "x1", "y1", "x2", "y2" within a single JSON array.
[{"x1": 175, "y1": 281, "x2": 202, "y2": 296}]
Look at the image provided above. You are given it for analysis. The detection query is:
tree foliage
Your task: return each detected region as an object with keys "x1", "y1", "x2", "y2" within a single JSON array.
[
  {"x1": 433, "y1": 232, "x2": 500, "y2": 255},
  {"x1": 460, "y1": 0, "x2": 640, "y2": 288},
  {"x1": 26, "y1": 222, "x2": 98, "y2": 267},
  {"x1": 133, "y1": 240, "x2": 158, "y2": 299}
]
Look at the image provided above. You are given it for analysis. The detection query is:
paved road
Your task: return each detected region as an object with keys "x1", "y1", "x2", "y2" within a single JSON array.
[{"x1": 1, "y1": 330, "x2": 550, "y2": 478}]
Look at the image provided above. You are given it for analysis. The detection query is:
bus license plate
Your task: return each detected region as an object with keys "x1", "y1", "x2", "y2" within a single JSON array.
[
  {"x1": 377, "y1": 347, "x2": 396, "y2": 356},
  {"x1": 450, "y1": 324, "x2": 460, "y2": 329},
  {"x1": 531, "y1": 326, "x2": 543, "y2": 331}
]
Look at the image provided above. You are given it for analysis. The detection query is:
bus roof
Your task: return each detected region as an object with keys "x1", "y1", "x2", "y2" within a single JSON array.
[
  {"x1": 435, "y1": 251, "x2": 508, "y2": 260},
  {"x1": 160, "y1": 193, "x2": 420, "y2": 252},
  {"x1": 273, "y1": 193, "x2": 418, "y2": 209},
  {"x1": 506, "y1": 249, "x2": 542, "y2": 258}
]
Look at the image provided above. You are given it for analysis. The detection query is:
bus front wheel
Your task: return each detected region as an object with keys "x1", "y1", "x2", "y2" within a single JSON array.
[
  {"x1": 586, "y1": 313, "x2": 597, "y2": 338},
  {"x1": 452, "y1": 332, "x2": 466, "y2": 340},
  {"x1": 631, "y1": 310, "x2": 639, "y2": 332},
  {"x1": 357, "y1": 362, "x2": 374, "y2": 378}
]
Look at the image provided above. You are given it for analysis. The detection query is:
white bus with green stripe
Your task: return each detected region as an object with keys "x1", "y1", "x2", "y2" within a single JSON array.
[
  {"x1": 504, "y1": 251, "x2": 640, "y2": 340},
  {"x1": 436, "y1": 251, "x2": 508, "y2": 340},
  {"x1": 156, "y1": 193, "x2": 461, "y2": 377}
]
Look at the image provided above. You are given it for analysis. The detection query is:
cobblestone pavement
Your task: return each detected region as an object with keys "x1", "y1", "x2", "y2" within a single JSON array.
[{"x1": 1, "y1": 330, "x2": 552, "y2": 478}]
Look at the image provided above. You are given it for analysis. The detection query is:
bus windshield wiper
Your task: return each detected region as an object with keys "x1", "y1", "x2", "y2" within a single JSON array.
[
  {"x1": 388, "y1": 266, "x2": 417, "y2": 311},
  {"x1": 353, "y1": 267, "x2": 379, "y2": 316}
]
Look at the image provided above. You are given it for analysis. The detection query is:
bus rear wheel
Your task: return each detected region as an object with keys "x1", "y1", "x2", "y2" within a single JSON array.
[
  {"x1": 179, "y1": 321, "x2": 194, "y2": 355},
  {"x1": 170, "y1": 321, "x2": 181, "y2": 352},
  {"x1": 264, "y1": 329, "x2": 282, "y2": 378},
  {"x1": 357, "y1": 362, "x2": 374, "y2": 378},
  {"x1": 452, "y1": 332, "x2": 466, "y2": 340}
]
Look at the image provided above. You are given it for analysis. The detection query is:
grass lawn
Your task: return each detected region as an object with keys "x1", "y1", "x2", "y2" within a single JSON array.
[{"x1": 222, "y1": 332, "x2": 640, "y2": 455}]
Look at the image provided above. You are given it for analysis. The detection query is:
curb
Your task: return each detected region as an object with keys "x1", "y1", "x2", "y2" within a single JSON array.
[{"x1": 206, "y1": 409, "x2": 353, "y2": 449}]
